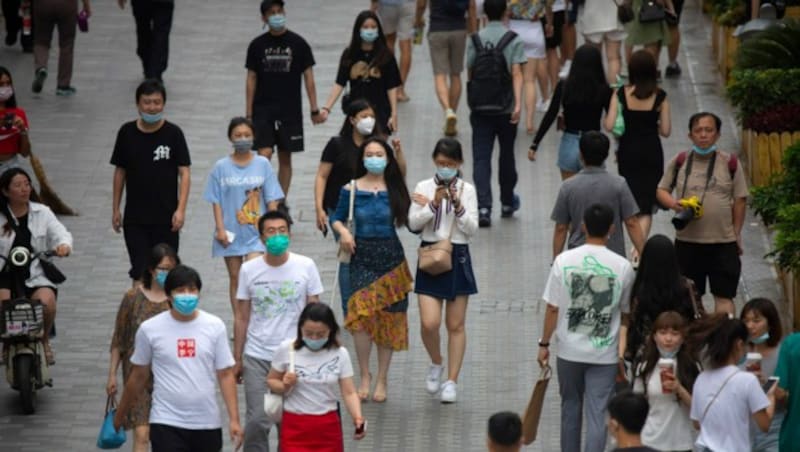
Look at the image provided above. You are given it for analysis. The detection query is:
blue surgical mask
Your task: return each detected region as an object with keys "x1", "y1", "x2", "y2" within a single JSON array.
[
  {"x1": 750, "y1": 332, "x2": 770, "y2": 345},
  {"x1": 657, "y1": 345, "x2": 679, "y2": 359},
  {"x1": 268, "y1": 14, "x2": 286, "y2": 30},
  {"x1": 436, "y1": 166, "x2": 458, "y2": 181},
  {"x1": 692, "y1": 144, "x2": 717, "y2": 156},
  {"x1": 173, "y1": 293, "x2": 199, "y2": 316},
  {"x1": 155, "y1": 270, "x2": 169, "y2": 288},
  {"x1": 266, "y1": 234, "x2": 290, "y2": 255},
  {"x1": 360, "y1": 28, "x2": 379, "y2": 43},
  {"x1": 233, "y1": 139, "x2": 253, "y2": 153},
  {"x1": 737, "y1": 352, "x2": 748, "y2": 366},
  {"x1": 303, "y1": 337, "x2": 328, "y2": 351},
  {"x1": 140, "y1": 111, "x2": 163, "y2": 124},
  {"x1": 364, "y1": 156, "x2": 387, "y2": 174}
]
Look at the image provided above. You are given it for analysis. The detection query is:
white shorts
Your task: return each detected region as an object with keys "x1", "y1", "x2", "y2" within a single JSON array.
[
  {"x1": 508, "y1": 19, "x2": 546, "y2": 59},
  {"x1": 377, "y1": 1, "x2": 415, "y2": 40},
  {"x1": 583, "y1": 29, "x2": 627, "y2": 44}
]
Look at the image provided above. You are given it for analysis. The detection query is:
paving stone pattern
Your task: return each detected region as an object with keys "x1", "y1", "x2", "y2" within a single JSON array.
[{"x1": 0, "y1": 0, "x2": 783, "y2": 450}]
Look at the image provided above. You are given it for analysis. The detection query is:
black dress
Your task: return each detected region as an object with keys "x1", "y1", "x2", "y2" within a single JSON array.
[{"x1": 617, "y1": 88, "x2": 667, "y2": 214}]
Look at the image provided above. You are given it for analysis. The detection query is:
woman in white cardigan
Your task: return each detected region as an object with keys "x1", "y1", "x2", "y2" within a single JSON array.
[
  {"x1": 408, "y1": 138, "x2": 478, "y2": 404},
  {"x1": 0, "y1": 168, "x2": 72, "y2": 364}
]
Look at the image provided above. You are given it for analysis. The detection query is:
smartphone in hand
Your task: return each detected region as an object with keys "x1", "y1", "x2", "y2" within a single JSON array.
[
  {"x1": 355, "y1": 420, "x2": 367, "y2": 435},
  {"x1": 763, "y1": 376, "x2": 779, "y2": 393}
]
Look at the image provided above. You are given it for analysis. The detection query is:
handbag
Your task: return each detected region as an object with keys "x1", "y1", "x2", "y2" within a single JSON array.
[
  {"x1": 337, "y1": 180, "x2": 356, "y2": 264},
  {"x1": 96, "y1": 396, "x2": 126, "y2": 449},
  {"x1": 611, "y1": 89, "x2": 626, "y2": 137},
  {"x1": 264, "y1": 347, "x2": 295, "y2": 424},
  {"x1": 614, "y1": 0, "x2": 635, "y2": 24},
  {"x1": 417, "y1": 183, "x2": 462, "y2": 276},
  {"x1": 638, "y1": 0, "x2": 666, "y2": 23},
  {"x1": 522, "y1": 365, "x2": 552, "y2": 445}
]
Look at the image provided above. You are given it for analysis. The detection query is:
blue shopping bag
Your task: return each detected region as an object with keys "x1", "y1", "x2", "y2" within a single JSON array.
[{"x1": 96, "y1": 396, "x2": 126, "y2": 449}]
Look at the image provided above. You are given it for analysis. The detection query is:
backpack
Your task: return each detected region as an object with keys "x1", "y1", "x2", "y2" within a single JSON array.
[
  {"x1": 668, "y1": 150, "x2": 738, "y2": 190},
  {"x1": 467, "y1": 31, "x2": 517, "y2": 115},
  {"x1": 442, "y1": 0, "x2": 470, "y2": 15}
]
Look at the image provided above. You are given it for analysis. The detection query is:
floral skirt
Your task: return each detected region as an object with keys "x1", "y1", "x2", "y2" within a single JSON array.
[{"x1": 345, "y1": 236, "x2": 412, "y2": 351}]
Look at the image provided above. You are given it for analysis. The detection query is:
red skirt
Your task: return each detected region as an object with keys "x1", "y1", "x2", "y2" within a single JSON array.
[{"x1": 280, "y1": 410, "x2": 343, "y2": 452}]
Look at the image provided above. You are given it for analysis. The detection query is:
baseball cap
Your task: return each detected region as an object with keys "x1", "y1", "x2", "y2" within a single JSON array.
[{"x1": 260, "y1": 0, "x2": 285, "y2": 15}]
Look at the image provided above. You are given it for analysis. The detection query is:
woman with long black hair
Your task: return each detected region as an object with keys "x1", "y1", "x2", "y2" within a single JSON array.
[
  {"x1": 330, "y1": 137, "x2": 412, "y2": 403},
  {"x1": 320, "y1": 10, "x2": 402, "y2": 133},
  {"x1": 528, "y1": 45, "x2": 612, "y2": 180}
]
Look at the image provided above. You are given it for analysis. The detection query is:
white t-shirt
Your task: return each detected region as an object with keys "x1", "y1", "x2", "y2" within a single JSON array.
[
  {"x1": 633, "y1": 360, "x2": 696, "y2": 450},
  {"x1": 130, "y1": 310, "x2": 235, "y2": 430},
  {"x1": 272, "y1": 339, "x2": 354, "y2": 415},
  {"x1": 236, "y1": 253, "x2": 324, "y2": 361},
  {"x1": 690, "y1": 366, "x2": 770, "y2": 452},
  {"x1": 543, "y1": 244, "x2": 634, "y2": 365}
]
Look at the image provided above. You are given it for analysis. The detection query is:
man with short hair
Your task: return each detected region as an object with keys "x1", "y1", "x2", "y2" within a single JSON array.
[
  {"x1": 551, "y1": 131, "x2": 644, "y2": 259},
  {"x1": 538, "y1": 203, "x2": 635, "y2": 452},
  {"x1": 607, "y1": 391, "x2": 659, "y2": 451},
  {"x1": 656, "y1": 112, "x2": 748, "y2": 314},
  {"x1": 415, "y1": 0, "x2": 477, "y2": 136},
  {"x1": 114, "y1": 265, "x2": 243, "y2": 452},
  {"x1": 246, "y1": 0, "x2": 322, "y2": 200},
  {"x1": 111, "y1": 78, "x2": 191, "y2": 286},
  {"x1": 466, "y1": 0, "x2": 525, "y2": 227},
  {"x1": 233, "y1": 209, "x2": 323, "y2": 451},
  {"x1": 487, "y1": 411, "x2": 522, "y2": 452}
]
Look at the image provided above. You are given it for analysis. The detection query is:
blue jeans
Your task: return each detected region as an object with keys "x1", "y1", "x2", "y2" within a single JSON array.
[
  {"x1": 470, "y1": 112, "x2": 518, "y2": 211},
  {"x1": 327, "y1": 208, "x2": 352, "y2": 314},
  {"x1": 556, "y1": 357, "x2": 617, "y2": 452}
]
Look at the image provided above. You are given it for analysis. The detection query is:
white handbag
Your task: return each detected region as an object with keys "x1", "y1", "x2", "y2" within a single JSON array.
[
  {"x1": 263, "y1": 347, "x2": 295, "y2": 423},
  {"x1": 337, "y1": 180, "x2": 356, "y2": 264}
]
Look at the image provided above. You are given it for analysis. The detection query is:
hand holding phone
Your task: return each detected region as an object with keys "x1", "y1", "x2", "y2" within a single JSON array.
[
  {"x1": 354, "y1": 419, "x2": 367, "y2": 439},
  {"x1": 763, "y1": 376, "x2": 779, "y2": 393}
]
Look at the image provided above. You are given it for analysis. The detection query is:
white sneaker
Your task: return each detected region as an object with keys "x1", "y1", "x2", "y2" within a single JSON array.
[
  {"x1": 537, "y1": 98, "x2": 550, "y2": 112},
  {"x1": 426, "y1": 364, "x2": 444, "y2": 394},
  {"x1": 444, "y1": 108, "x2": 457, "y2": 136},
  {"x1": 558, "y1": 60, "x2": 572, "y2": 79},
  {"x1": 440, "y1": 380, "x2": 457, "y2": 403}
]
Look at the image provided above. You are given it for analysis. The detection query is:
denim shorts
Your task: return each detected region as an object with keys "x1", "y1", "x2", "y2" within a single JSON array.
[{"x1": 557, "y1": 131, "x2": 583, "y2": 173}]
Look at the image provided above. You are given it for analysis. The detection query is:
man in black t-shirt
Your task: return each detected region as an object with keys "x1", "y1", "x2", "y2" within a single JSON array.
[
  {"x1": 110, "y1": 79, "x2": 191, "y2": 284},
  {"x1": 245, "y1": 0, "x2": 322, "y2": 199}
]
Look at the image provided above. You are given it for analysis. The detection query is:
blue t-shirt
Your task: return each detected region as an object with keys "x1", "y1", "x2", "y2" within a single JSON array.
[{"x1": 203, "y1": 154, "x2": 284, "y2": 257}]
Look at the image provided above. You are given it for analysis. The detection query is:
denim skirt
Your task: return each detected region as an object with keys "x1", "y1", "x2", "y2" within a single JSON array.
[
  {"x1": 557, "y1": 131, "x2": 583, "y2": 173},
  {"x1": 414, "y1": 243, "x2": 478, "y2": 300}
]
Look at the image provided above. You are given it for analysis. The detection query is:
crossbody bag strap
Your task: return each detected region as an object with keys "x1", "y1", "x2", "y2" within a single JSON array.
[
  {"x1": 347, "y1": 179, "x2": 356, "y2": 230},
  {"x1": 701, "y1": 370, "x2": 739, "y2": 423}
]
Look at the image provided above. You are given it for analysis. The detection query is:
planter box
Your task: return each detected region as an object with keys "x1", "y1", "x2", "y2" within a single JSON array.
[
  {"x1": 702, "y1": 0, "x2": 714, "y2": 14},
  {"x1": 744, "y1": 130, "x2": 800, "y2": 185},
  {"x1": 780, "y1": 269, "x2": 800, "y2": 331},
  {"x1": 721, "y1": 26, "x2": 738, "y2": 81},
  {"x1": 712, "y1": 20, "x2": 720, "y2": 56},
  {"x1": 787, "y1": 6, "x2": 800, "y2": 18}
]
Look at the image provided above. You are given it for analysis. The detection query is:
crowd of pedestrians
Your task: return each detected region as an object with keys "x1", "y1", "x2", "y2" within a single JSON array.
[{"x1": 0, "y1": 0, "x2": 796, "y2": 451}]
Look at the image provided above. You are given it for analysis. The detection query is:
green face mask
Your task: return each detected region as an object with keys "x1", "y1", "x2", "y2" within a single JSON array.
[{"x1": 265, "y1": 234, "x2": 290, "y2": 255}]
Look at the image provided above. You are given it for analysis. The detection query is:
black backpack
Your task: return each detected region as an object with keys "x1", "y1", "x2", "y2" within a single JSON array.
[{"x1": 467, "y1": 31, "x2": 516, "y2": 115}]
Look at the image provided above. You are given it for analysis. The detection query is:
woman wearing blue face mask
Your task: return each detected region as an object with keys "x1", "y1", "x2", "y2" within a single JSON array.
[
  {"x1": 632, "y1": 311, "x2": 699, "y2": 452},
  {"x1": 688, "y1": 314, "x2": 777, "y2": 452},
  {"x1": 320, "y1": 10, "x2": 402, "y2": 134},
  {"x1": 204, "y1": 117, "x2": 284, "y2": 317},
  {"x1": 331, "y1": 137, "x2": 412, "y2": 403},
  {"x1": 408, "y1": 137, "x2": 478, "y2": 404},
  {"x1": 741, "y1": 298, "x2": 784, "y2": 452},
  {"x1": 107, "y1": 243, "x2": 179, "y2": 452},
  {"x1": 267, "y1": 303, "x2": 366, "y2": 451}
]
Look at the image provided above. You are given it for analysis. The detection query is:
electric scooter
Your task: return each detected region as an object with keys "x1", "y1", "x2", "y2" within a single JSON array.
[{"x1": 0, "y1": 247, "x2": 58, "y2": 414}]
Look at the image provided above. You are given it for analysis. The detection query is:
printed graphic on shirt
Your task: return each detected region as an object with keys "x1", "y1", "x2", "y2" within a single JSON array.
[
  {"x1": 295, "y1": 356, "x2": 340, "y2": 382},
  {"x1": 563, "y1": 256, "x2": 619, "y2": 348},
  {"x1": 262, "y1": 46, "x2": 293, "y2": 73},
  {"x1": 236, "y1": 187, "x2": 262, "y2": 226},
  {"x1": 177, "y1": 338, "x2": 196, "y2": 358},
  {"x1": 153, "y1": 145, "x2": 171, "y2": 161},
  {"x1": 350, "y1": 61, "x2": 382, "y2": 81},
  {"x1": 252, "y1": 281, "x2": 299, "y2": 319}
]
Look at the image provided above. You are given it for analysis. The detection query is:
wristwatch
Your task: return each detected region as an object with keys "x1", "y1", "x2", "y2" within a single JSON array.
[{"x1": 538, "y1": 338, "x2": 549, "y2": 348}]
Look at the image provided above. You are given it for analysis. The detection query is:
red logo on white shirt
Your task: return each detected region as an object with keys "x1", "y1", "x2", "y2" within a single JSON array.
[{"x1": 177, "y1": 338, "x2": 196, "y2": 358}]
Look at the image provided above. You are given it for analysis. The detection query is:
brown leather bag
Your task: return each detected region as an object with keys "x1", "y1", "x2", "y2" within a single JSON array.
[{"x1": 417, "y1": 183, "x2": 462, "y2": 276}]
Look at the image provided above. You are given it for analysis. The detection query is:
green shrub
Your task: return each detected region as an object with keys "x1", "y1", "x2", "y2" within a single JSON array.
[
  {"x1": 736, "y1": 20, "x2": 800, "y2": 70},
  {"x1": 726, "y1": 68, "x2": 800, "y2": 121}
]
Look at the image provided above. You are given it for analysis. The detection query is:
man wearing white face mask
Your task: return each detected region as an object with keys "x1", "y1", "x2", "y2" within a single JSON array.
[{"x1": 246, "y1": 0, "x2": 322, "y2": 204}]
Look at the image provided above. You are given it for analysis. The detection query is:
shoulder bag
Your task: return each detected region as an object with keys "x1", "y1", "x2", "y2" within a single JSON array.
[
  {"x1": 417, "y1": 182, "x2": 462, "y2": 276},
  {"x1": 263, "y1": 347, "x2": 295, "y2": 424},
  {"x1": 614, "y1": 0, "x2": 636, "y2": 24},
  {"x1": 337, "y1": 180, "x2": 356, "y2": 264},
  {"x1": 639, "y1": 0, "x2": 666, "y2": 23}
]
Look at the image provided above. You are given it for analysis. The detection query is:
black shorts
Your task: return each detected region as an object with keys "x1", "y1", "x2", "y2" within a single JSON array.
[
  {"x1": 675, "y1": 240, "x2": 740, "y2": 299},
  {"x1": 545, "y1": 11, "x2": 566, "y2": 49},
  {"x1": 150, "y1": 424, "x2": 222, "y2": 452},
  {"x1": 566, "y1": 2, "x2": 579, "y2": 24},
  {"x1": 123, "y1": 224, "x2": 179, "y2": 280},
  {"x1": 252, "y1": 114, "x2": 304, "y2": 152},
  {"x1": 0, "y1": 277, "x2": 58, "y2": 298},
  {"x1": 671, "y1": 0, "x2": 685, "y2": 22}
]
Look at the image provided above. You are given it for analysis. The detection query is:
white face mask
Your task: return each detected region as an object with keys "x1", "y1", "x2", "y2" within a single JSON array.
[{"x1": 355, "y1": 116, "x2": 376, "y2": 136}]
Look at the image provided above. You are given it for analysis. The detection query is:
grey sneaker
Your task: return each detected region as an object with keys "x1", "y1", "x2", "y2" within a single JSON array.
[{"x1": 55, "y1": 86, "x2": 77, "y2": 96}]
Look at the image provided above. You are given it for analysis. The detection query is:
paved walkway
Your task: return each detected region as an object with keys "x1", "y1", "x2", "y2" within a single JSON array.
[{"x1": 0, "y1": 0, "x2": 782, "y2": 450}]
